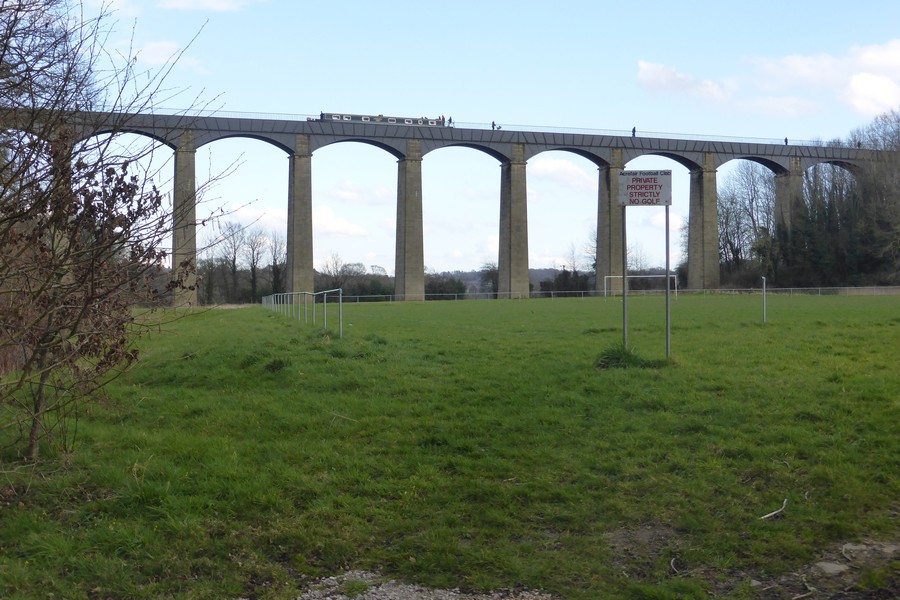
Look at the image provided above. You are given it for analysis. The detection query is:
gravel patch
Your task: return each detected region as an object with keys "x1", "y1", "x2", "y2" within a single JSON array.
[{"x1": 292, "y1": 570, "x2": 560, "y2": 600}]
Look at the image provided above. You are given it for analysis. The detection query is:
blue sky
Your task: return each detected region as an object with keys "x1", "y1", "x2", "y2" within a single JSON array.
[{"x1": 91, "y1": 0, "x2": 900, "y2": 272}]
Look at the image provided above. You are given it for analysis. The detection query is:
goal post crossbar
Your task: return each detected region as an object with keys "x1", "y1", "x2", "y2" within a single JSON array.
[{"x1": 603, "y1": 274, "x2": 678, "y2": 298}]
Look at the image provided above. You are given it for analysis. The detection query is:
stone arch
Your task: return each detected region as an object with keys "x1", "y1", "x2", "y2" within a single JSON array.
[
  {"x1": 194, "y1": 132, "x2": 293, "y2": 155},
  {"x1": 730, "y1": 155, "x2": 861, "y2": 235},
  {"x1": 550, "y1": 147, "x2": 609, "y2": 167},
  {"x1": 521, "y1": 148, "x2": 602, "y2": 277},
  {"x1": 306, "y1": 139, "x2": 401, "y2": 290},
  {"x1": 421, "y1": 142, "x2": 524, "y2": 296},
  {"x1": 617, "y1": 154, "x2": 692, "y2": 273},
  {"x1": 74, "y1": 126, "x2": 175, "y2": 151},
  {"x1": 310, "y1": 136, "x2": 408, "y2": 160},
  {"x1": 192, "y1": 134, "x2": 292, "y2": 247},
  {"x1": 808, "y1": 157, "x2": 863, "y2": 178},
  {"x1": 620, "y1": 151, "x2": 715, "y2": 288},
  {"x1": 422, "y1": 142, "x2": 509, "y2": 163},
  {"x1": 730, "y1": 155, "x2": 789, "y2": 176},
  {"x1": 625, "y1": 150, "x2": 702, "y2": 173},
  {"x1": 420, "y1": 145, "x2": 502, "y2": 277}
]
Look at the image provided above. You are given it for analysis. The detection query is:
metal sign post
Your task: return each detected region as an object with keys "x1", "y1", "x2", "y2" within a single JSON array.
[
  {"x1": 665, "y1": 204, "x2": 671, "y2": 357},
  {"x1": 622, "y1": 205, "x2": 628, "y2": 348},
  {"x1": 617, "y1": 170, "x2": 673, "y2": 358}
]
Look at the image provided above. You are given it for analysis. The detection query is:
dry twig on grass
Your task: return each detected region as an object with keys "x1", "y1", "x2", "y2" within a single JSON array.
[
  {"x1": 669, "y1": 557, "x2": 679, "y2": 574},
  {"x1": 759, "y1": 498, "x2": 788, "y2": 520}
]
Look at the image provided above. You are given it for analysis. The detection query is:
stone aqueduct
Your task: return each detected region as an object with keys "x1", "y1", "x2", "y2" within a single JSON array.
[{"x1": 71, "y1": 112, "x2": 879, "y2": 302}]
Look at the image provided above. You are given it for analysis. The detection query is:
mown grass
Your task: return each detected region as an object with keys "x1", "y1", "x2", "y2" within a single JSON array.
[{"x1": 1, "y1": 295, "x2": 897, "y2": 599}]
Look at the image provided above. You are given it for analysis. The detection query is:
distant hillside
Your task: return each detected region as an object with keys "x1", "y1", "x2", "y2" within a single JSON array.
[{"x1": 434, "y1": 267, "x2": 579, "y2": 287}]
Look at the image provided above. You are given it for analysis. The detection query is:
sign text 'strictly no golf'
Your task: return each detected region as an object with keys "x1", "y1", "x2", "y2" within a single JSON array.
[{"x1": 618, "y1": 170, "x2": 672, "y2": 206}]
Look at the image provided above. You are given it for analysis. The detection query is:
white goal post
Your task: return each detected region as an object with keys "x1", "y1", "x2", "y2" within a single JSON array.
[{"x1": 603, "y1": 275, "x2": 678, "y2": 298}]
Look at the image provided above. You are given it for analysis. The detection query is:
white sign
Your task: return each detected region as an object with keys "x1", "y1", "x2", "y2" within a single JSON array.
[{"x1": 618, "y1": 170, "x2": 672, "y2": 206}]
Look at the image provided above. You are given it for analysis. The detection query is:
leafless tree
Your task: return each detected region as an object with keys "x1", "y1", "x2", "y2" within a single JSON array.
[
  {"x1": 243, "y1": 226, "x2": 266, "y2": 302},
  {"x1": 718, "y1": 184, "x2": 751, "y2": 268},
  {"x1": 717, "y1": 161, "x2": 776, "y2": 281},
  {"x1": 583, "y1": 228, "x2": 599, "y2": 276},
  {"x1": 268, "y1": 229, "x2": 286, "y2": 295},
  {"x1": 563, "y1": 242, "x2": 587, "y2": 273},
  {"x1": 627, "y1": 244, "x2": 650, "y2": 272},
  {"x1": 479, "y1": 261, "x2": 498, "y2": 296},
  {"x1": 196, "y1": 233, "x2": 220, "y2": 305},
  {"x1": 217, "y1": 221, "x2": 245, "y2": 303},
  {"x1": 317, "y1": 253, "x2": 367, "y2": 291},
  {"x1": 0, "y1": 0, "x2": 208, "y2": 459}
]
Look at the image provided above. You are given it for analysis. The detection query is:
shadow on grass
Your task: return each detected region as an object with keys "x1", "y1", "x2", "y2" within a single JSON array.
[{"x1": 595, "y1": 344, "x2": 669, "y2": 370}]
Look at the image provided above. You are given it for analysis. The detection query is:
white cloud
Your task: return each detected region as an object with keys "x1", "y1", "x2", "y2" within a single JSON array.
[
  {"x1": 747, "y1": 96, "x2": 822, "y2": 117},
  {"x1": 637, "y1": 60, "x2": 731, "y2": 101},
  {"x1": 137, "y1": 40, "x2": 180, "y2": 65},
  {"x1": 327, "y1": 180, "x2": 364, "y2": 203},
  {"x1": 484, "y1": 234, "x2": 499, "y2": 257},
  {"x1": 851, "y1": 39, "x2": 900, "y2": 72},
  {"x1": 156, "y1": 0, "x2": 264, "y2": 10},
  {"x1": 845, "y1": 72, "x2": 900, "y2": 117},
  {"x1": 529, "y1": 248, "x2": 569, "y2": 269},
  {"x1": 528, "y1": 158, "x2": 595, "y2": 192},
  {"x1": 755, "y1": 53, "x2": 847, "y2": 89},
  {"x1": 136, "y1": 40, "x2": 207, "y2": 73},
  {"x1": 640, "y1": 39, "x2": 900, "y2": 119},
  {"x1": 648, "y1": 210, "x2": 684, "y2": 232},
  {"x1": 326, "y1": 180, "x2": 392, "y2": 205},
  {"x1": 752, "y1": 40, "x2": 900, "y2": 117},
  {"x1": 313, "y1": 205, "x2": 368, "y2": 237},
  {"x1": 86, "y1": 0, "x2": 141, "y2": 17}
]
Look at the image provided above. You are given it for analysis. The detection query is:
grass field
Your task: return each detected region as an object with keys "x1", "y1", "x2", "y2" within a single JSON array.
[{"x1": 1, "y1": 294, "x2": 898, "y2": 599}]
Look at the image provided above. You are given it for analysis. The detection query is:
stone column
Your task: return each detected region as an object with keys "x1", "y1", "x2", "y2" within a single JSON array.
[
  {"x1": 287, "y1": 134, "x2": 314, "y2": 293},
  {"x1": 687, "y1": 152, "x2": 719, "y2": 290},
  {"x1": 172, "y1": 130, "x2": 198, "y2": 306},
  {"x1": 774, "y1": 156, "x2": 803, "y2": 233},
  {"x1": 498, "y1": 143, "x2": 529, "y2": 299},
  {"x1": 394, "y1": 139, "x2": 425, "y2": 301},
  {"x1": 596, "y1": 148, "x2": 625, "y2": 293}
]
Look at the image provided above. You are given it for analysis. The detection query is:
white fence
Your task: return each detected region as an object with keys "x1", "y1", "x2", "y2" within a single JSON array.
[
  {"x1": 261, "y1": 288, "x2": 343, "y2": 338},
  {"x1": 259, "y1": 285, "x2": 898, "y2": 314},
  {"x1": 687, "y1": 286, "x2": 900, "y2": 296}
]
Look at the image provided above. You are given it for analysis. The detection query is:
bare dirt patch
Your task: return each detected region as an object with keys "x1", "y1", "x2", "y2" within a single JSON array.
[
  {"x1": 604, "y1": 522, "x2": 898, "y2": 598},
  {"x1": 603, "y1": 523, "x2": 681, "y2": 580},
  {"x1": 737, "y1": 540, "x2": 899, "y2": 599},
  {"x1": 291, "y1": 570, "x2": 560, "y2": 600},
  {"x1": 286, "y1": 535, "x2": 897, "y2": 598}
]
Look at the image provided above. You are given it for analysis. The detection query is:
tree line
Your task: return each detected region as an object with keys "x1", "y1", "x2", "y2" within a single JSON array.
[
  {"x1": 715, "y1": 110, "x2": 900, "y2": 288},
  {"x1": 197, "y1": 223, "x2": 288, "y2": 304},
  {"x1": 196, "y1": 220, "x2": 683, "y2": 303},
  {"x1": 196, "y1": 225, "x2": 488, "y2": 303}
]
